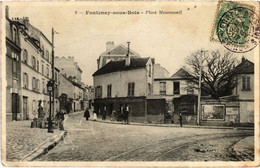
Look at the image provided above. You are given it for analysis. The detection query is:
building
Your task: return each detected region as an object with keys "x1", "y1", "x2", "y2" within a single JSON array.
[
  {"x1": 59, "y1": 74, "x2": 86, "y2": 113},
  {"x1": 154, "y1": 68, "x2": 198, "y2": 124},
  {"x1": 232, "y1": 57, "x2": 254, "y2": 123},
  {"x1": 97, "y1": 41, "x2": 140, "y2": 69},
  {"x1": 5, "y1": 11, "x2": 22, "y2": 121},
  {"x1": 10, "y1": 16, "x2": 60, "y2": 120},
  {"x1": 93, "y1": 55, "x2": 168, "y2": 123},
  {"x1": 83, "y1": 85, "x2": 94, "y2": 109},
  {"x1": 55, "y1": 56, "x2": 89, "y2": 111},
  {"x1": 54, "y1": 56, "x2": 83, "y2": 83}
]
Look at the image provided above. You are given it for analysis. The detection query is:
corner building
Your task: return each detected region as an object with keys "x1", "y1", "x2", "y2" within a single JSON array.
[{"x1": 11, "y1": 17, "x2": 59, "y2": 120}]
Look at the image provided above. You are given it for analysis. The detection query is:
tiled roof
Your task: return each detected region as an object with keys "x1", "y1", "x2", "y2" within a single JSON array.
[
  {"x1": 171, "y1": 68, "x2": 194, "y2": 79},
  {"x1": 234, "y1": 59, "x2": 254, "y2": 74},
  {"x1": 93, "y1": 57, "x2": 149, "y2": 76}
]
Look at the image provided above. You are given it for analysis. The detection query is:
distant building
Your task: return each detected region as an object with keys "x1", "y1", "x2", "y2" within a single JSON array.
[
  {"x1": 154, "y1": 68, "x2": 198, "y2": 124},
  {"x1": 9, "y1": 16, "x2": 60, "y2": 120},
  {"x1": 97, "y1": 41, "x2": 140, "y2": 69},
  {"x1": 5, "y1": 12, "x2": 22, "y2": 121},
  {"x1": 55, "y1": 56, "x2": 83, "y2": 83},
  {"x1": 232, "y1": 57, "x2": 254, "y2": 123},
  {"x1": 54, "y1": 56, "x2": 91, "y2": 111},
  {"x1": 59, "y1": 74, "x2": 85, "y2": 113},
  {"x1": 92, "y1": 55, "x2": 167, "y2": 123},
  {"x1": 154, "y1": 64, "x2": 170, "y2": 78}
]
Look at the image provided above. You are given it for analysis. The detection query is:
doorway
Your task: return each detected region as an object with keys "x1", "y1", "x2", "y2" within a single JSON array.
[
  {"x1": 12, "y1": 93, "x2": 19, "y2": 121},
  {"x1": 23, "y1": 97, "x2": 28, "y2": 120}
]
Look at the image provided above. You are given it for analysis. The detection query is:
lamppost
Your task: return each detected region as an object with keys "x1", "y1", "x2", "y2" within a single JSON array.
[{"x1": 47, "y1": 80, "x2": 54, "y2": 133}]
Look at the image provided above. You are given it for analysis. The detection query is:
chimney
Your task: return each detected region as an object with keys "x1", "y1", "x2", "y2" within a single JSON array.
[
  {"x1": 125, "y1": 42, "x2": 130, "y2": 66},
  {"x1": 23, "y1": 17, "x2": 29, "y2": 25},
  {"x1": 242, "y1": 56, "x2": 245, "y2": 62},
  {"x1": 106, "y1": 41, "x2": 114, "y2": 51},
  {"x1": 5, "y1": 6, "x2": 9, "y2": 19},
  {"x1": 68, "y1": 56, "x2": 74, "y2": 62}
]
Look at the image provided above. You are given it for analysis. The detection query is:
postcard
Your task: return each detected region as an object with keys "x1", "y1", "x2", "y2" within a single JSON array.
[{"x1": 1, "y1": 1, "x2": 259, "y2": 167}]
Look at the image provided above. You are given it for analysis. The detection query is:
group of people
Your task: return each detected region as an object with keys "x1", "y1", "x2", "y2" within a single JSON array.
[
  {"x1": 83, "y1": 106, "x2": 183, "y2": 127},
  {"x1": 84, "y1": 105, "x2": 130, "y2": 124}
]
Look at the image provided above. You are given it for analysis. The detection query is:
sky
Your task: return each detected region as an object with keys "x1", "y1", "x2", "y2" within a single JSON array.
[{"x1": 5, "y1": 1, "x2": 256, "y2": 85}]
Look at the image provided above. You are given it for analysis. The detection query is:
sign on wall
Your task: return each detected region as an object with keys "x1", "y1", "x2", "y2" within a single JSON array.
[
  {"x1": 226, "y1": 107, "x2": 239, "y2": 115},
  {"x1": 202, "y1": 105, "x2": 225, "y2": 120}
]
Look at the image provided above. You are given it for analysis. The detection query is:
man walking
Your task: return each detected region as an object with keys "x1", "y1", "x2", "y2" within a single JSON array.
[
  {"x1": 84, "y1": 108, "x2": 90, "y2": 121},
  {"x1": 56, "y1": 109, "x2": 65, "y2": 130},
  {"x1": 179, "y1": 112, "x2": 183, "y2": 127}
]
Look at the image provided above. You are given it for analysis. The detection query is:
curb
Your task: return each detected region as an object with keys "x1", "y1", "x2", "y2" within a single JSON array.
[
  {"x1": 20, "y1": 130, "x2": 67, "y2": 161},
  {"x1": 94, "y1": 119, "x2": 254, "y2": 130},
  {"x1": 232, "y1": 136, "x2": 254, "y2": 161}
]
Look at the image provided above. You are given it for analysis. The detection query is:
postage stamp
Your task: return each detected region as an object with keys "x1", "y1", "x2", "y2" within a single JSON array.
[{"x1": 211, "y1": 1, "x2": 260, "y2": 53}]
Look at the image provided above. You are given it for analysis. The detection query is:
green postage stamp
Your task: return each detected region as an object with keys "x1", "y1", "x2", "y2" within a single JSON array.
[{"x1": 211, "y1": 1, "x2": 259, "y2": 53}]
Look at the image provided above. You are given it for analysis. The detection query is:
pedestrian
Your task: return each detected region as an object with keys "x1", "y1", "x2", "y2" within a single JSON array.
[
  {"x1": 93, "y1": 109, "x2": 97, "y2": 121},
  {"x1": 102, "y1": 106, "x2": 107, "y2": 120},
  {"x1": 179, "y1": 112, "x2": 183, "y2": 127},
  {"x1": 56, "y1": 109, "x2": 65, "y2": 130},
  {"x1": 125, "y1": 105, "x2": 129, "y2": 124},
  {"x1": 84, "y1": 108, "x2": 90, "y2": 121},
  {"x1": 38, "y1": 100, "x2": 45, "y2": 119}
]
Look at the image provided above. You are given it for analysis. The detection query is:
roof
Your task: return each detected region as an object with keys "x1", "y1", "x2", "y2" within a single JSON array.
[
  {"x1": 100, "y1": 44, "x2": 140, "y2": 57},
  {"x1": 234, "y1": 59, "x2": 254, "y2": 74},
  {"x1": 171, "y1": 68, "x2": 194, "y2": 79},
  {"x1": 93, "y1": 57, "x2": 150, "y2": 76}
]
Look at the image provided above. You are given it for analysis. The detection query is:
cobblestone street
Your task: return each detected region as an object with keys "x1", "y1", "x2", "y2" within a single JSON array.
[
  {"x1": 36, "y1": 112, "x2": 254, "y2": 161},
  {"x1": 6, "y1": 121, "x2": 63, "y2": 161}
]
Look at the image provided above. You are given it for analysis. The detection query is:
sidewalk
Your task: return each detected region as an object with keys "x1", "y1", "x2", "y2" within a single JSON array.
[
  {"x1": 233, "y1": 136, "x2": 254, "y2": 161},
  {"x1": 6, "y1": 120, "x2": 66, "y2": 161},
  {"x1": 90, "y1": 114, "x2": 253, "y2": 130}
]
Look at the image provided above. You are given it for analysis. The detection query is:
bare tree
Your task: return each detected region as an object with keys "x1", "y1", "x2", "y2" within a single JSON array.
[{"x1": 185, "y1": 50, "x2": 239, "y2": 99}]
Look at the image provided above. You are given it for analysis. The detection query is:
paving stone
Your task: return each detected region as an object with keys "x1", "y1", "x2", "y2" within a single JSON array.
[{"x1": 6, "y1": 121, "x2": 62, "y2": 161}]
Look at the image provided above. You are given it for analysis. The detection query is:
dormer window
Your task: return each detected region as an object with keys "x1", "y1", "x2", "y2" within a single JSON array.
[{"x1": 12, "y1": 26, "x2": 17, "y2": 43}]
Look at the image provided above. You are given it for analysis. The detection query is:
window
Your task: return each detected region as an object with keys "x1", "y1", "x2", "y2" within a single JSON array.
[
  {"x1": 107, "y1": 84, "x2": 112, "y2": 97},
  {"x1": 173, "y1": 82, "x2": 180, "y2": 94},
  {"x1": 42, "y1": 80, "x2": 45, "y2": 93},
  {"x1": 23, "y1": 73, "x2": 28, "y2": 88},
  {"x1": 95, "y1": 86, "x2": 102, "y2": 98},
  {"x1": 12, "y1": 52, "x2": 19, "y2": 76},
  {"x1": 46, "y1": 50, "x2": 49, "y2": 61},
  {"x1": 42, "y1": 64, "x2": 44, "y2": 75},
  {"x1": 37, "y1": 60, "x2": 39, "y2": 72},
  {"x1": 148, "y1": 83, "x2": 152, "y2": 95},
  {"x1": 12, "y1": 27, "x2": 17, "y2": 43},
  {"x1": 23, "y1": 49, "x2": 28, "y2": 64},
  {"x1": 128, "y1": 82, "x2": 135, "y2": 96},
  {"x1": 149, "y1": 65, "x2": 151, "y2": 77},
  {"x1": 160, "y1": 82, "x2": 166, "y2": 95},
  {"x1": 32, "y1": 77, "x2": 36, "y2": 91},
  {"x1": 36, "y1": 79, "x2": 40, "y2": 92},
  {"x1": 46, "y1": 66, "x2": 49, "y2": 77},
  {"x1": 32, "y1": 56, "x2": 36, "y2": 69},
  {"x1": 242, "y1": 77, "x2": 250, "y2": 91}
]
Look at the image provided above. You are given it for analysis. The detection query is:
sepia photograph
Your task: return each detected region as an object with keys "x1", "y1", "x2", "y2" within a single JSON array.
[{"x1": 1, "y1": 1, "x2": 259, "y2": 167}]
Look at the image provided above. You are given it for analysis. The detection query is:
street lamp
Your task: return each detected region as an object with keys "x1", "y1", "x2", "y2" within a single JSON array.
[{"x1": 47, "y1": 80, "x2": 54, "y2": 133}]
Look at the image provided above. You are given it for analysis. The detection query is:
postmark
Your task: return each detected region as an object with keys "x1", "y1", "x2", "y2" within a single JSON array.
[{"x1": 211, "y1": 1, "x2": 260, "y2": 53}]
